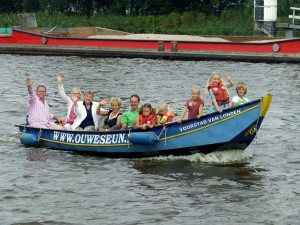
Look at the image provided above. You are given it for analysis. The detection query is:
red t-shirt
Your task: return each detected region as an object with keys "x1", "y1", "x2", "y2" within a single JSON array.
[{"x1": 184, "y1": 98, "x2": 204, "y2": 119}]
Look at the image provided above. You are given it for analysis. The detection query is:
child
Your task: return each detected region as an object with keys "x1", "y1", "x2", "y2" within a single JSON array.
[
  {"x1": 156, "y1": 102, "x2": 175, "y2": 125},
  {"x1": 134, "y1": 103, "x2": 157, "y2": 130},
  {"x1": 232, "y1": 82, "x2": 250, "y2": 107},
  {"x1": 205, "y1": 71, "x2": 234, "y2": 113},
  {"x1": 177, "y1": 86, "x2": 204, "y2": 123}
]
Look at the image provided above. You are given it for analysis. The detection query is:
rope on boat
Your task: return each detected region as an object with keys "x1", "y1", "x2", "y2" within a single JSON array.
[
  {"x1": 152, "y1": 125, "x2": 167, "y2": 146},
  {"x1": 127, "y1": 127, "x2": 132, "y2": 148},
  {"x1": 36, "y1": 128, "x2": 42, "y2": 147},
  {"x1": 45, "y1": 27, "x2": 56, "y2": 33},
  {"x1": 254, "y1": 98, "x2": 262, "y2": 144},
  {"x1": 127, "y1": 125, "x2": 168, "y2": 146}
]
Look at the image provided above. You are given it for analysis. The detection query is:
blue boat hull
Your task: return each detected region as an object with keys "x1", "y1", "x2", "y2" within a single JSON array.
[{"x1": 16, "y1": 95, "x2": 272, "y2": 158}]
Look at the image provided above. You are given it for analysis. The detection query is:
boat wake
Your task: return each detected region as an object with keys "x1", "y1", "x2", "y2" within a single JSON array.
[
  {"x1": 0, "y1": 132, "x2": 21, "y2": 143},
  {"x1": 142, "y1": 149, "x2": 254, "y2": 163}
]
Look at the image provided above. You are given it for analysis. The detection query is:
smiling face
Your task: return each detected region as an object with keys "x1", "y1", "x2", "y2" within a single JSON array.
[
  {"x1": 211, "y1": 74, "x2": 221, "y2": 85},
  {"x1": 237, "y1": 87, "x2": 246, "y2": 98},
  {"x1": 84, "y1": 93, "x2": 93, "y2": 105},
  {"x1": 130, "y1": 96, "x2": 139, "y2": 111},
  {"x1": 111, "y1": 102, "x2": 120, "y2": 112},
  {"x1": 191, "y1": 88, "x2": 200, "y2": 101},
  {"x1": 36, "y1": 86, "x2": 46, "y2": 100}
]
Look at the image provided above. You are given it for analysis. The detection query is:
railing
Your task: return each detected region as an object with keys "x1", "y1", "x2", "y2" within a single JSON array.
[
  {"x1": 276, "y1": 7, "x2": 300, "y2": 38},
  {"x1": 288, "y1": 7, "x2": 300, "y2": 25}
]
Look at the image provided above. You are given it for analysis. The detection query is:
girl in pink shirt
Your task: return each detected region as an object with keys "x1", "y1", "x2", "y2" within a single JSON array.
[{"x1": 177, "y1": 86, "x2": 204, "y2": 123}]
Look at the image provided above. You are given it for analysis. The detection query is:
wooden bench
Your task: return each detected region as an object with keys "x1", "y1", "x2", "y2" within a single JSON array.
[{"x1": 276, "y1": 7, "x2": 300, "y2": 38}]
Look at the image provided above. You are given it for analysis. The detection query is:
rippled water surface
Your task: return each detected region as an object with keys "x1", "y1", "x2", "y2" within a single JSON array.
[{"x1": 0, "y1": 55, "x2": 299, "y2": 224}]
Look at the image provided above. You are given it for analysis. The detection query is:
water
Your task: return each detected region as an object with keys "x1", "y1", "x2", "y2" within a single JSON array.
[{"x1": 0, "y1": 55, "x2": 299, "y2": 224}]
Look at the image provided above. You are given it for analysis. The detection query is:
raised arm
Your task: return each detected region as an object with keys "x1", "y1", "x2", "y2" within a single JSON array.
[
  {"x1": 56, "y1": 73, "x2": 63, "y2": 87},
  {"x1": 226, "y1": 73, "x2": 234, "y2": 87},
  {"x1": 55, "y1": 73, "x2": 70, "y2": 103},
  {"x1": 25, "y1": 78, "x2": 34, "y2": 95},
  {"x1": 96, "y1": 99, "x2": 110, "y2": 116}
]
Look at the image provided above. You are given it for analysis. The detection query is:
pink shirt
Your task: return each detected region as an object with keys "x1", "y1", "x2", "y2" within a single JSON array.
[
  {"x1": 67, "y1": 104, "x2": 77, "y2": 124},
  {"x1": 27, "y1": 94, "x2": 54, "y2": 128}
]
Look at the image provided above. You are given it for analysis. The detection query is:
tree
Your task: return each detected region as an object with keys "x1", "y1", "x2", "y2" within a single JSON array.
[
  {"x1": 22, "y1": 0, "x2": 40, "y2": 12},
  {"x1": 0, "y1": 0, "x2": 22, "y2": 13}
]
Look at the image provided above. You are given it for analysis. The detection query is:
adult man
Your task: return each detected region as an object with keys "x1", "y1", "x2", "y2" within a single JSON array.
[
  {"x1": 120, "y1": 94, "x2": 140, "y2": 129},
  {"x1": 25, "y1": 78, "x2": 63, "y2": 129}
]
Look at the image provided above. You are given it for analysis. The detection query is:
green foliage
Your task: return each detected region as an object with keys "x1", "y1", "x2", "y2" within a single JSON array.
[{"x1": 1, "y1": 2, "x2": 300, "y2": 37}]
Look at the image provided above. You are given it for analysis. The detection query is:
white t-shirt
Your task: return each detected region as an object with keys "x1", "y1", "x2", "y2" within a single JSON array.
[{"x1": 232, "y1": 96, "x2": 250, "y2": 106}]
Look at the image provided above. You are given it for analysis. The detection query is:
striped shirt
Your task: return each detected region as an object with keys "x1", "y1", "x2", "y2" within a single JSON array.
[{"x1": 27, "y1": 94, "x2": 54, "y2": 128}]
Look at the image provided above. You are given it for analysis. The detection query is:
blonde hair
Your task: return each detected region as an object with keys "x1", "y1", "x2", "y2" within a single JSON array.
[
  {"x1": 110, "y1": 97, "x2": 122, "y2": 107},
  {"x1": 71, "y1": 87, "x2": 82, "y2": 100},
  {"x1": 236, "y1": 82, "x2": 248, "y2": 95},
  {"x1": 205, "y1": 71, "x2": 228, "y2": 95},
  {"x1": 156, "y1": 102, "x2": 172, "y2": 116},
  {"x1": 191, "y1": 86, "x2": 201, "y2": 95}
]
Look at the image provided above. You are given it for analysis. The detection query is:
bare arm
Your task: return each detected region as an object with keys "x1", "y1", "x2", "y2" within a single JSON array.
[
  {"x1": 196, "y1": 104, "x2": 204, "y2": 119},
  {"x1": 116, "y1": 115, "x2": 121, "y2": 125},
  {"x1": 55, "y1": 73, "x2": 63, "y2": 87},
  {"x1": 25, "y1": 78, "x2": 34, "y2": 95},
  {"x1": 134, "y1": 118, "x2": 147, "y2": 130},
  {"x1": 96, "y1": 99, "x2": 110, "y2": 115},
  {"x1": 177, "y1": 106, "x2": 188, "y2": 123},
  {"x1": 226, "y1": 73, "x2": 234, "y2": 87},
  {"x1": 212, "y1": 98, "x2": 222, "y2": 113},
  {"x1": 121, "y1": 123, "x2": 127, "y2": 129}
]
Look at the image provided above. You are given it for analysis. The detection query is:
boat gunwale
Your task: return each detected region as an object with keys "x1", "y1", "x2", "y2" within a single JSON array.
[
  {"x1": 15, "y1": 97, "x2": 262, "y2": 136},
  {"x1": 10, "y1": 28, "x2": 300, "y2": 45}
]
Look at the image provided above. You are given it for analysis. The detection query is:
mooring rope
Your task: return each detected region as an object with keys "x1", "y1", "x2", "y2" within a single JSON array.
[
  {"x1": 127, "y1": 127, "x2": 132, "y2": 148},
  {"x1": 45, "y1": 27, "x2": 56, "y2": 33},
  {"x1": 35, "y1": 127, "x2": 43, "y2": 147},
  {"x1": 254, "y1": 99, "x2": 262, "y2": 144},
  {"x1": 152, "y1": 125, "x2": 168, "y2": 145}
]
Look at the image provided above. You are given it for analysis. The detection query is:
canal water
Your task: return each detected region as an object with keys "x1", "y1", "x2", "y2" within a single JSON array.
[{"x1": 0, "y1": 55, "x2": 299, "y2": 224}]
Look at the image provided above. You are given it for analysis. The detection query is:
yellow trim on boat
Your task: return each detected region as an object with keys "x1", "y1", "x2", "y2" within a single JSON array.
[
  {"x1": 260, "y1": 94, "x2": 273, "y2": 117},
  {"x1": 162, "y1": 104, "x2": 259, "y2": 140},
  {"x1": 34, "y1": 96, "x2": 271, "y2": 146}
]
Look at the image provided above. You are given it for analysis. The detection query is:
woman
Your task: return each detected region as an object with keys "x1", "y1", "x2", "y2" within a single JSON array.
[
  {"x1": 72, "y1": 91, "x2": 102, "y2": 131},
  {"x1": 56, "y1": 74, "x2": 82, "y2": 130},
  {"x1": 96, "y1": 98, "x2": 122, "y2": 132}
]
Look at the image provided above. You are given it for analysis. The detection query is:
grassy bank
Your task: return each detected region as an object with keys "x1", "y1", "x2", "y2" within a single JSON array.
[{"x1": 0, "y1": 10, "x2": 297, "y2": 37}]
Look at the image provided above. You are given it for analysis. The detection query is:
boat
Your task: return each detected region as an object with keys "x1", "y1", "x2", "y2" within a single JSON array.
[
  {"x1": 0, "y1": 27, "x2": 300, "y2": 62},
  {"x1": 16, "y1": 94, "x2": 272, "y2": 158}
]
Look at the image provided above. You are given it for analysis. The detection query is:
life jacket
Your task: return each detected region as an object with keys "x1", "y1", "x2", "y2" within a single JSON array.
[
  {"x1": 157, "y1": 113, "x2": 175, "y2": 124},
  {"x1": 208, "y1": 82, "x2": 229, "y2": 105},
  {"x1": 139, "y1": 113, "x2": 156, "y2": 125}
]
